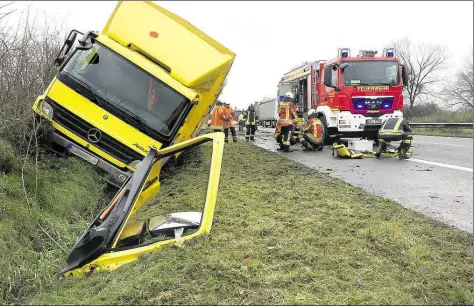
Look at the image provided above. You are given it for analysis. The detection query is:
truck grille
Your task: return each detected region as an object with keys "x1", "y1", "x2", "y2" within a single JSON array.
[
  {"x1": 352, "y1": 96, "x2": 394, "y2": 111},
  {"x1": 47, "y1": 99, "x2": 144, "y2": 165}
]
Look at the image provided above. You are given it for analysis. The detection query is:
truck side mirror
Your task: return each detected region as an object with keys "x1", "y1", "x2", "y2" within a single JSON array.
[
  {"x1": 53, "y1": 31, "x2": 79, "y2": 69},
  {"x1": 401, "y1": 65, "x2": 408, "y2": 87},
  {"x1": 53, "y1": 30, "x2": 81, "y2": 69}
]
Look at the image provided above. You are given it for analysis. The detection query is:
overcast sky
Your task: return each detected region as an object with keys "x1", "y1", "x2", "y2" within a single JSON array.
[{"x1": 1, "y1": 1, "x2": 473, "y2": 108}]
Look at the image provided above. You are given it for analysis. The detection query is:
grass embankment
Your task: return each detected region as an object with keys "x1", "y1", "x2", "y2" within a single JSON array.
[
  {"x1": 0, "y1": 138, "x2": 107, "y2": 304},
  {"x1": 409, "y1": 111, "x2": 473, "y2": 138},
  {"x1": 25, "y1": 139, "x2": 473, "y2": 305}
]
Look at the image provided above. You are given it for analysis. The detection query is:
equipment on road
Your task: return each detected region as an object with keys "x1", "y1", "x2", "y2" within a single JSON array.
[
  {"x1": 276, "y1": 47, "x2": 408, "y2": 145},
  {"x1": 332, "y1": 142, "x2": 413, "y2": 159},
  {"x1": 347, "y1": 139, "x2": 373, "y2": 152},
  {"x1": 332, "y1": 143, "x2": 373, "y2": 159}
]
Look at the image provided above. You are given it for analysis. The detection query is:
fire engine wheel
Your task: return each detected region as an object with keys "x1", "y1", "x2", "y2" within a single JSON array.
[{"x1": 319, "y1": 116, "x2": 333, "y2": 145}]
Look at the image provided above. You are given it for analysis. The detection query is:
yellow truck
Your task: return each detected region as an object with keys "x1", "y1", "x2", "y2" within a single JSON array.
[{"x1": 32, "y1": 1, "x2": 235, "y2": 187}]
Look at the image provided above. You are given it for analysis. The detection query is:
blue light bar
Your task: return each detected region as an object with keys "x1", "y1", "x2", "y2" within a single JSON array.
[
  {"x1": 383, "y1": 47, "x2": 396, "y2": 58},
  {"x1": 338, "y1": 48, "x2": 351, "y2": 58}
]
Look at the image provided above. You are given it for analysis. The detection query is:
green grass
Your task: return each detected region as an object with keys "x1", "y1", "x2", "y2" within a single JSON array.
[
  {"x1": 408, "y1": 111, "x2": 473, "y2": 137},
  {"x1": 24, "y1": 140, "x2": 473, "y2": 305},
  {"x1": 0, "y1": 139, "x2": 107, "y2": 304},
  {"x1": 408, "y1": 111, "x2": 473, "y2": 123},
  {"x1": 412, "y1": 128, "x2": 473, "y2": 138}
]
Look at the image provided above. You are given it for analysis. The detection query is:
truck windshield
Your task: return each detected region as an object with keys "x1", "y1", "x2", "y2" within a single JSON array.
[
  {"x1": 341, "y1": 60, "x2": 399, "y2": 86},
  {"x1": 61, "y1": 42, "x2": 189, "y2": 137}
]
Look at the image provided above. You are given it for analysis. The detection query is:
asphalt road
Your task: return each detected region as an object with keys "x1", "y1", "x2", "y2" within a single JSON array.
[{"x1": 238, "y1": 127, "x2": 473, "y2": 233}]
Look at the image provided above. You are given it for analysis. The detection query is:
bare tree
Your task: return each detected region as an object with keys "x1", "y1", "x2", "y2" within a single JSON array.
[
  {"x1": 393, "y1": 38, "x2": 448, "y2": 109},
  {"x1": 0, "y1": 4, "x2": 66, "y2": 152},
  {"x1": 442, "y1": 48, "x2": 473, "y2": 110},
  {"x1": 0, "y1": 2, "x2": 16, "y2": 21}
]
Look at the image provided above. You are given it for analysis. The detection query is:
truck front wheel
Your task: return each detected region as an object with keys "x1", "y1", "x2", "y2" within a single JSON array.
[{"x1": 319, "y1": 116, "x2": 333, "y2": 145}]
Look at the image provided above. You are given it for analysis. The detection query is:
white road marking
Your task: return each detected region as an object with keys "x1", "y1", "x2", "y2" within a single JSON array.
[
  {"x1": 407, "y1": 158, "x2": 473, "y2": 173},
  {"x1": 414, "y1": 141, "x2": 470, "y2": 148}
]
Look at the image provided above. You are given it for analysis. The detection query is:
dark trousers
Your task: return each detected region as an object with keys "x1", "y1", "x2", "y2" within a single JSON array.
[
  {"x1": 301, "y1": 133, "x2": 323, "y2": 150},
  {"x1": 224, "y1": 127, "x2": 237, "y2": 142},
  {"x1": 281, "y1": 126, "x2": 292, "y2": 146},
  {"x1": 246, "y1": 125, "x2": 256, "y2": 141},
  {"x1": 377, "y1": 134, "x2": 412, "y2": 156},
  {"x1": 239, "y1": 121, "x2": 245, "y2": 131}
]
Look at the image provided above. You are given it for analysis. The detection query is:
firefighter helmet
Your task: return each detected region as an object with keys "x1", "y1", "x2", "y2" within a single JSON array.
[
  {"x1": 284, "y1": 92, "x2": 294, "y2": 99},
  {"x1": 308, "y1": 109, "x2": 317, "y2": 116}
]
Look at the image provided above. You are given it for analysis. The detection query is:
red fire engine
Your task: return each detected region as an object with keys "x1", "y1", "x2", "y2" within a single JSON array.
[{"x1": 277, "y1": 47, "x2": 408, "y2": 143}]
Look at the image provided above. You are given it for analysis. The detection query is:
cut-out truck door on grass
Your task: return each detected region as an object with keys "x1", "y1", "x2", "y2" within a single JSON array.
[{"x1": 62, "y1": 132, "x2": 224, "y2": 277}]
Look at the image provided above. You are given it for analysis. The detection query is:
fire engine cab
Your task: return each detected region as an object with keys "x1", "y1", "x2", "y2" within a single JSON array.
[{"x1": 277, "y1": 47, "x2": 408, "y2": 143}]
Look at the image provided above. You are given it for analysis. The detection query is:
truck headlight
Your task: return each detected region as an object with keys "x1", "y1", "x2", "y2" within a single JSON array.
[{"x1": 42, "y1": 101, "x2": 53, "y2": 119}]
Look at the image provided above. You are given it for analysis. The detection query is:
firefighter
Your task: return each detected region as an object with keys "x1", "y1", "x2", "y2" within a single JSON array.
[
  {"x1": 300, "y1": 109, "x2": 324, "y2": 151},
  {"x1": 238, "y1": 112, "x2": 245, "y2": 131},
  {"x1": 244, "y1": 103, "x2": 258, "y2": 141},
  {"x1": 275, "y1": 122, "x2": 298, "y2": 150},
  {"x1": 222, "y1": 103, "x2": 237, "y2": 143},
  {"x1": 210, "y1": 101, "x2": 224, "y2": 132},
  {"x1": 375, "y1": 117, "x2": 413, "y2": 159},
  {"x1": 276, "y1": 92, "x2": 300, "y2": 152}
]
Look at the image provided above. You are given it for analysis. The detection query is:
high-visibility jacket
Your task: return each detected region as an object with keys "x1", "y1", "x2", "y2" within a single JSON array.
[
  {"x1": 244, "y1": 108, "x2": 258, "y2": 125},
  {"x1": 378, "y1": 117, "x2": 412, "y2": 138},
  {"x1": 302, "y1": 117, "x2": 324, "y2": 144},
  {"x1": 210, "y1": 106, "x2": 224, "y2": 130},
  {"x1": 238, "y1": 114, "x2": 244, "y2": 121},
  {"x1": 278, "y1": 102, "x2": 299, "y2": 127},
  {"x1": 222, "y1": 106, "x2": 235, "y2": 129}
]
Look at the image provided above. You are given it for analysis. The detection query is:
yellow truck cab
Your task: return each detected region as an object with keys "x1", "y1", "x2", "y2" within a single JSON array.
[{"x1": 32, "y1": 1, "x2": 235, "y2": 186}]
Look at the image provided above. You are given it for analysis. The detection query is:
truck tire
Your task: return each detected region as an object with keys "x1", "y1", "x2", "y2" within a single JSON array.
[{"x1": 319, "y1": 116, "x2": 333, "y2": 145}]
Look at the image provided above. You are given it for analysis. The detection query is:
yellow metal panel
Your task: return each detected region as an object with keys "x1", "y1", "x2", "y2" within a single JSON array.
[
  {"x1": 63, "y1": 132, "x2": 224, "y2": 276},
  {"x1": 103, "y1": 1, "x2": 235, "y2": 87}
]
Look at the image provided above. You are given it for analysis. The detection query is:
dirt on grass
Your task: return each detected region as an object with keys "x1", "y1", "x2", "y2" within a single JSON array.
[{"x1": 29, "y1": 139, "x2": 473, "y2": 305}]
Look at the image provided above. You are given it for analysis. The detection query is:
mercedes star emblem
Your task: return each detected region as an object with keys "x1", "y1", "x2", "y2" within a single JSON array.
[{"x1": 87, "y1": 128, "x2": 102, "y2": 143}]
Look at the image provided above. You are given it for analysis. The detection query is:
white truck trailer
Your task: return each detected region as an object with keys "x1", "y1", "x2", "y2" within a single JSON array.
[{"x1": 256, "y1": 98, "x2": 278, "y2": 127}]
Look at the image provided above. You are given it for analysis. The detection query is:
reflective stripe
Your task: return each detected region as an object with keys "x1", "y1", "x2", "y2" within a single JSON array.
[
  {"x1": 379, "y1": 130, "x2": 403, "y2": 135},
  {"x1": 278, "y1": 119, "x2": 294, "y2": 124},
  {"x1": 305, "y1": 133, "x2": 322, "y2": 144},
  {"x1": 393, "y1": 118, "x2": 403, "y2": 131}
]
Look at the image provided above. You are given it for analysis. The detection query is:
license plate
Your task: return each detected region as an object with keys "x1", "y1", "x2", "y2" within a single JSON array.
[
  {"x1": 366, "y1": 119, "x2": 382, "y2": 125},
  {"x1": 67, "y1": 143, "x2": 99, "y2": 165}
]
